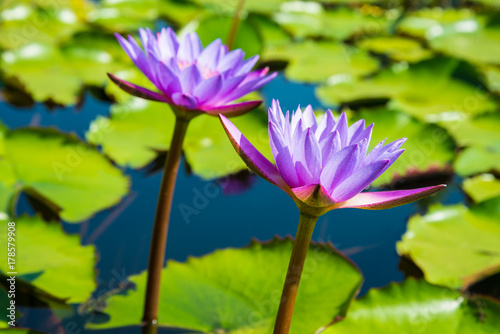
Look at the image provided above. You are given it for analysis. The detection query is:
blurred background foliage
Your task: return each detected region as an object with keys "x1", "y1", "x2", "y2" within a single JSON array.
[{"x1": 1, "y1": 0, "x2": 500, "y2": 333}]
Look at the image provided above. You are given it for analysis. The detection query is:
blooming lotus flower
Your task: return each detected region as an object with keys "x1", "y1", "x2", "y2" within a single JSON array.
[
  {"x1": 108, "y1": 28, "x2": 277, "y2": 117},
  {"x1": 220, "y1": 100, "x2": 445, "y2": 215}
]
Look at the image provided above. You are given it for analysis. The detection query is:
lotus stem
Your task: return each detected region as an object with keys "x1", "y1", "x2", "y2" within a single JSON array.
[
  {"x1": 142, "y1": 116, "x2": 191, "y2": 333},
  {"x1": 273, "y1": 213, "x2": 318, "y2": 334},
  {"x1": 226, "y1": 0, "x2": 246, "y2": 50}
]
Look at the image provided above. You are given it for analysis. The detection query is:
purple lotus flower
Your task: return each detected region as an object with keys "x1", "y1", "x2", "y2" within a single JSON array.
[
  {"x1": 220, "y1": 100, "x2": 445, "y2": 214},
  {"x1": 108, "y1": 28, "x2": 277, "y2": 116}
]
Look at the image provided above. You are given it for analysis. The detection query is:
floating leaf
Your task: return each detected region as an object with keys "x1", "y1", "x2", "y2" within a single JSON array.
[
  {"x1": 182, "y1": 14, "x2": 262, "y2": 58},
  {"x1": 86, "y1": 0, "x2": 157, "y2": 32},
  {"x1": 1, "y1": 43, "x2": 82, "y2": 105},
  {"x1": 0, "y1": 330, "x2": 47, "y2": 333},
  {"x1": 88, "y1": 238, "x2": 362, "y2": 333},
  {"x1": 184, "y1": 108, "x2": 272, "y2": 179},
  {"x1": 0, "y1": 215, "x2": 96, "y2": 303},
  {"x1": 274, "y1": 5, "x2": 392, "y2": 40},
  {"x1": 0, "y1": 128, "x2": 129, "y2": 222},
  {"x1": 357, "y1": 36, "x2": 433, "y2": 63},
  {"x1": 0, "y1": 2, "x2": 89, "y2": 50},
  {"x1": 397, "y1": 197, "x2": 500, "y2": 289},
  {"x1": 454, "y1": 147, "x2": 500, "y2": 176},
  {"x1": 87, "y1": 98, "x2": 272, "y2": 179},
  {"x1": 350, "y1": 108, "x2": 455, "y2": 187},
  {"x1": 439, "y1": 112, "x2": 500, "y2": 151},
  {"x1": 397, "y1": 8, "x2": 479, "y2": 39},
  {"x1": 263, "y1": 40, "x2": 379, "y2": 83},
  {"x1": 87, "y1": 98, "x2": 175, "y2": 169},
  {"x1": 190, "y1": 0, "x2": 288, "y2": 15},
  {"x1": 463, "y1": 174, "x2": 500, "y2": 203},
  {"x1": 323, "y1": 279, "x2": 500, "y2": 334},
  {"x1": 316, "y1": 58, "x2": 496, "y2": 122}
]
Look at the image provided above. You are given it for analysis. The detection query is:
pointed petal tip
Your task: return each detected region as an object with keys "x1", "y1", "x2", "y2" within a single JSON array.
[
  {"x1": 203, "y1": 100, "x2": 262, "y2": 117},
  {"x1": 107, "y1": 73, "x2": 169, "y2": 102},
  {"x1": 335, "y1": 184, "x2": 447, "y2": 210}
]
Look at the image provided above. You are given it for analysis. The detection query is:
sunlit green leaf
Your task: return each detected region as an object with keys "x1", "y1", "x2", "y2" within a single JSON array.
[
  {"x1": 357, "y1": 36, "x2": 433, "y2": 63},
  {"x1": 189, "y1": 0, "x2": 287, "y2": 15},
  {"x1": 274, "y1": 5, "x2": 393, "y2": 40},
  {"x1": 181, "y1": 14, "x2": 262, "y2": 58},
  {"x1": 397, "y1": 8, "x2": 479, "y2": 39},
  {"x1": 0, "y1": 2, "x2": 89, "y2": 50},
  {"x1": 397, "y1": 198, "x2": 500, "y2": 289},
  {"x1": 158, "y1": 0, "x2": 205, "y2": 27},
  {"x1": 323, "y1": 279, "x2": 500, "y2": 334},
  {"x1": 184, "y1": 108, "x2": 272, "y2": 179},
  {"x1": 1, "y1": 43, "x2": 82, "y2": 105},
  {"x1": 87, "y1": 98, "x2": 175, "y2": 169},
  {"x1": 86, "y1": 0, "x2": 157, "y2": 32},
  {"x1": 0, "y1": 128, "x2": 129, "y2": 222},
  {"x1": 439, "y1": 112, "x2": 500, "y2": 151},
  {"x1": 86, "y1": 98, "x2": 272, "y2": 179},
  {"x1": 88, "y1": 238, "x2": 362, "y2": 333},
  {"x1": 454, "y1": 147, "x2": 500, "y2": 176},
  {"x1": 463, "y1": 174, "x2": 500, "y2": 203},
  {"x1": 0, "y1": 215, "x2": 96, "y2": 303},
  {"x1": 316, "y1": 58, "x2": 496, "y2": 122},
  {"x1": 350, "y1": 108, "x2": 455, "y2": 187},
  {"x1": 263, "y1": 40, "x2": 379, "y2": 83}
]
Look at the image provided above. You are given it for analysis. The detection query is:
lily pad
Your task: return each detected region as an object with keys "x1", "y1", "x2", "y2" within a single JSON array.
[
  {"x1": 463, "y1": 174, "x2": 500, "y2": 203},
  {"x1": 181, "y1": 14, "x2": 262, "y2": 58},
  {"x1": 316, "y1": 58, "x2": 496, "y2": 122},
  {"x1": 274, "y1": 5, "x2": 393, "y2": 40},
  {"x1": 454, "y1": 147, "x2": 500, "y2": 176},
  {"x1": 322, "y1": 279, "x2": 500, "y2": 334},
  {"x1": 0, "y1": 2, "x2": 89, "y2": 50},
  {"x1": 262, "y1": 40, "x2": 379, "y2": 83},
  {"x1": 88, "y1": 237, "x2": 362, "y2": 333},
  {"x1": 87, "y1": 98, "x2": 175, "y2": 169},
  {"x1": 0, "y1": 128, "x2": 129, "y2": 222},
  {"x1": 86, "y1": 98, "x2": 273, "y2": 179},
  {"x1": 86, "y1": 0, "x2": 157, "y2": 32},
  {"x1": 1, "y1": 43, "x2": 82, "y2": 105},
  {"x1": 350, "y1": 108, "x2": 455, "y2": 187},
  {"x1": 0, "y1": 215, "x2": 97, "y2": 303},
  {"x1": 190, "y1": 0, "x2": 288, "y2": 15},
  {"x1": 397, "y1": 197, "x2": 500, "y2": 289},
  {"x1": 357, "y1": 36, "x2": 433, "y2": 63},
  {"x1": 397, "y1": 8, "x2": 479, "y2": 39},
  {"x1": 439, "y1": 112, "x2": 500, "y2": 151}
]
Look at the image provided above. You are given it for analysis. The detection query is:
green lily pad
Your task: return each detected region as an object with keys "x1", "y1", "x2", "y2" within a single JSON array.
[
  {"x1": 0, "y1": 330, "x2": 47, "y2": 333},
  {"x1": 482, "y1": 66, "x2": 500, "y2": 93},
  {"x1": 316, "y1": 58, "x2": 496, "y2": 122},
  {"x1": 0, "y1": 2, "x2": 89, "y2": 50},
  {"x1": 190, "y1": 0, "x2": 288, "y2": 15},
  {"x1": 1, "y1": 43, "x2": 82, "y2": 105},
  {"x1": 322, "y1": 279, "x2": 500, "y2": 334},
  {"x1": 86, "y1": 98, "x2": 273, "y2": 179},
  {"x1": 357, "y1": 36, "x2": 433, "y2": 63},
  {"x1": 87, "y1": 98, "x2": 175, "y2": 169},
  {"x1": 350, "y1": 108, "x2": 455, "y2": 187},
  {"x1": 0, "y1": 128, "x2": 129, "y2": 222},
  {"x1": 184, "y1": 108, "x2": 272, "y2": 179},
  {"x1": 263, "y1": 40, "x2": 379, "y2": 83},
  {"x1": 61, "y1": 32, "x2": 131, "y2": 86},
  {"x1": 181, "y1": 14, "x2": 262, "y2": 58},
  {"x1": 454, "y1": 147, "x2": 500, "y2": 176},
  {"x1": 463, "y1": 174, "x2": 500, "y2": 203},
  {"x1": 274, "y1": 5, "x2": 393, "y2": 40},
  {"x1": 158, "y1": 0, "x2": 205, "y2": 27},
  {"x1": 88, "y1": 237, "x2": 362, "y2": 333},
  {"x1": 397, "y1": 197, "x2": 500, "y2": 289},
  {"x1": 397, "y1": 8, "x2": 479, "y2": 39},
  {"x1": 86, "y1": 0, "x2": 157, "y2": 32},
  {"x1": 0, "y1": 215, "x2": 96, "y2": 303}
]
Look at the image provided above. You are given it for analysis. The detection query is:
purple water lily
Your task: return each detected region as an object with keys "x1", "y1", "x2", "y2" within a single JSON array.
[
  {"x1": 108, "y1": 28, "x2": 276, "y2": 117},
  {"x1": 220, "y1": 100, "x2": 445, "y2": 214}
]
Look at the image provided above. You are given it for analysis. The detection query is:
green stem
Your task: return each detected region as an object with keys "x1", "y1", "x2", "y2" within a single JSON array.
[
  {"x1": 273, "y1": 213, "x2": 318, "y2": 334},
  {"x1": 142, "y1": 116, "x2": 191, "y2": 334},
  {"x1": 226, "y1": 0, "x2": 246, "y2": 50}
]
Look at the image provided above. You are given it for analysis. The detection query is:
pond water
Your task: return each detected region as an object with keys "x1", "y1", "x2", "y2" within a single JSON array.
[{"x1": 1, "y1": 74, "x2": 464, "y2": 333}]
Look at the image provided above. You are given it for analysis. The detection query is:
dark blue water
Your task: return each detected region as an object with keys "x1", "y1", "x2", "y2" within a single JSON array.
[{"x1": 0, "y1": 74, "x2": 464, "y2": 333}]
